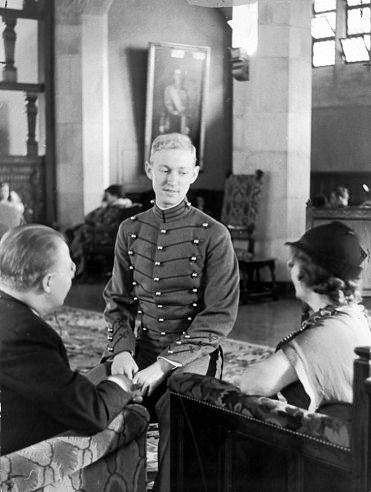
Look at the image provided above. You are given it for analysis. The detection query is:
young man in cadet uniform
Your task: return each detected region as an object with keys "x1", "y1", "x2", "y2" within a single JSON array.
[{"x1": 101, "y1": 132, "x2": 240, "y2": 491}]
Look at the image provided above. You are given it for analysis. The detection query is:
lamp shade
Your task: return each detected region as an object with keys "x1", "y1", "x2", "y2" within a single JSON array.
[{"x1": 187, "y1": 0, "x2": 256, "y2": 6}]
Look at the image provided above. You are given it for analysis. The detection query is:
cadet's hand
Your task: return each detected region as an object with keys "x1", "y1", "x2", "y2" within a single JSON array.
[
  {"x1": 111, "y1": 351, "x2": 138, "y2": 379},
  {"x1": 107, "y1": 374, "x2": 143, "y2": 403},
  {"x1": 132, "y1": 359, "x2": 173, "y2": 396}
]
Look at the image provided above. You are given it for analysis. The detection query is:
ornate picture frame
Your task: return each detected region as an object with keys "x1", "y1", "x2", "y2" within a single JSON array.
[{"x1": 144, "y1": 41, "x2": 210, "y2": 170}]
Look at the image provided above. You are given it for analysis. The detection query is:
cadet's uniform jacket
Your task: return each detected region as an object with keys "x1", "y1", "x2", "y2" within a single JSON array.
[{"x1": 102, "y1": 199, "x2": 239, "y2": 367}]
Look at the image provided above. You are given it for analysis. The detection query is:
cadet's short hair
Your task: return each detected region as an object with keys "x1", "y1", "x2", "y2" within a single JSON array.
[
  {"x1": 150, "y1": 133, "x2": 197, "y2": 164},
  {"x1": 0, "y1": 224, "x2": 65, "y2": 292}
]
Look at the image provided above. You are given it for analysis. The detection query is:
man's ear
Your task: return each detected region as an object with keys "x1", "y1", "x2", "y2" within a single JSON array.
[
  {"x1": 190, "y1": 165, "x2": 200, "y2": 184},
  {"x1": 41, "y1": 274, "x2": 53, "y2": 294},
  {"x1": 144, "y1": 161, "x2": 153, "y2": 180}
]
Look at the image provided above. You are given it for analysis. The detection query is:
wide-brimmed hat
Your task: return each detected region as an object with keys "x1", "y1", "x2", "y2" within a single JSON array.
[{"x1": 285, "y1": 221, "x2": 367, "y2": 281}]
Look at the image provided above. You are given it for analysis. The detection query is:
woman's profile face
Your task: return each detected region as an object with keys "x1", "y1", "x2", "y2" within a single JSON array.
[{"x1": 287, "y1": 257, "x2": 310, "y2": 302}]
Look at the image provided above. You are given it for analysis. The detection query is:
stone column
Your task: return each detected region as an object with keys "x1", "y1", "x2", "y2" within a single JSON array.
[
  {"x1": 54, "y1": 0, "x2": 113, "y2": 228},
  {"x1": 233, "y1": 0, "x2": 312, "y2": 280}
]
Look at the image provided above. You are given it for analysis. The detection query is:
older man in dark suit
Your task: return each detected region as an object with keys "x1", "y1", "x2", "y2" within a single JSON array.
[{"x1": 0, "y1": 224, "x2": 142, "y2": 456}]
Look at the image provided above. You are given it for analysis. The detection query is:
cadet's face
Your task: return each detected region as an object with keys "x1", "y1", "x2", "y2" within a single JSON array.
[{"x1": 145, "y1": 149, "x2": 199, "y2": 209}]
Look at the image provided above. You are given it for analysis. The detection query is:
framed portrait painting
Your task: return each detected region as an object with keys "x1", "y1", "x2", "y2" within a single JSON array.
[{"x1": 144, "y1": 42, "x2": 210, "y2": 170}]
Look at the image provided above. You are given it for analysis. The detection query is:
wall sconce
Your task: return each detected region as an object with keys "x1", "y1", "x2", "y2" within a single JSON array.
[{"x1": 230, "y1": 47, "x2": 249, "y2": 81}]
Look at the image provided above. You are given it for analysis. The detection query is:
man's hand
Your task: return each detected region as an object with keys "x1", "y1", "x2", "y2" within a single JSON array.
[
  {"x1": 107, "y1": 374, "x2": 143, "y2": 403},
  {"x1": 111, "y1": 351, "x2": 138, "y2": 378},
  {"x1": 132, "y1": 359, "x2": 173, "y2": 396}
]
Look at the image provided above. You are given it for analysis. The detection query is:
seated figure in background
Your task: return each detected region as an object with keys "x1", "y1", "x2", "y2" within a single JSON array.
[
  {"x1": 0, "y1": 181, "x2": 24, "y2": 236},
  {"x1": 68, "y1": 184, "x2": 142, "y2": 277},
  {"x1": 236, "y1": 221, "x2": 371, "y2": 420},
  {"x1": 0, "y1": 181, "x2": 25, "y2": 214},
  {"x1": 310, "y1": 193, "x2": 329, "y2": 208},
  {"x1": 101, "y1": 184, "x2": 133, "y2": 209},
  {"x1": 329, "y1": 186, "x2": 349, "y2": 208},
  {"x1": 0, "y1": 224, "x2": 142, "y2": 456}
]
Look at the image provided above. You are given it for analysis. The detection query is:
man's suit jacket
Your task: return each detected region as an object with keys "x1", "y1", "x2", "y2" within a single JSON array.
[{"x1": 0, "y1": 290, "x2": 131, "y2": 455}]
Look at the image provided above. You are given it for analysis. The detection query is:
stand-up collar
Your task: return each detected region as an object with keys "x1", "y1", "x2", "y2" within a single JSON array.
[{"x1": 153, "y1": 198, "x2": 192, "y2": 223}]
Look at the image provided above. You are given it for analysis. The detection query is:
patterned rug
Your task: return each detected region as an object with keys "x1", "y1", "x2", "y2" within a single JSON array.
[{"x1": 46, "y1": 306, "x2": 274, "y2": 490}]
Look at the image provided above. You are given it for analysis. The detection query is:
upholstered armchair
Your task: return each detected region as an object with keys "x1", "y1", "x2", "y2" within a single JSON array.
[
  {"x1": 169, "y1": 347, "x2": 371, "y2": 491},
  {"x1": 1, "y1": 404, "x2": 149, "y2": 492}
]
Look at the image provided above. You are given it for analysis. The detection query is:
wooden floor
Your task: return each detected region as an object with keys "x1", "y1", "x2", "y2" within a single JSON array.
[{"x1": 66, "y1": 280, "x2": 371, "y2": 348}]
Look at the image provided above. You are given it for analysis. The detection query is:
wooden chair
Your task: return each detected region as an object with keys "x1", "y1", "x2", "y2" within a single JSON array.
[{"x1": 221, "y1": 171, "x2": 278, "y2": 302}]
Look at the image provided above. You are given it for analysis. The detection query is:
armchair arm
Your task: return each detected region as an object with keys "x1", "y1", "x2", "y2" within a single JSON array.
[
  {"x1": 168, "y1": 373, "x2": 350, "y2": 448},
  {"x1": 1, "y1": 404, "x2": 149, "y2": 492}
]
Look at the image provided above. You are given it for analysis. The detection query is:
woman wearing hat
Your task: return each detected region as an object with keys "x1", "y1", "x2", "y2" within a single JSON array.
[{"x1": 236, "y1": 221, "x2": 371, "y2": 415}]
